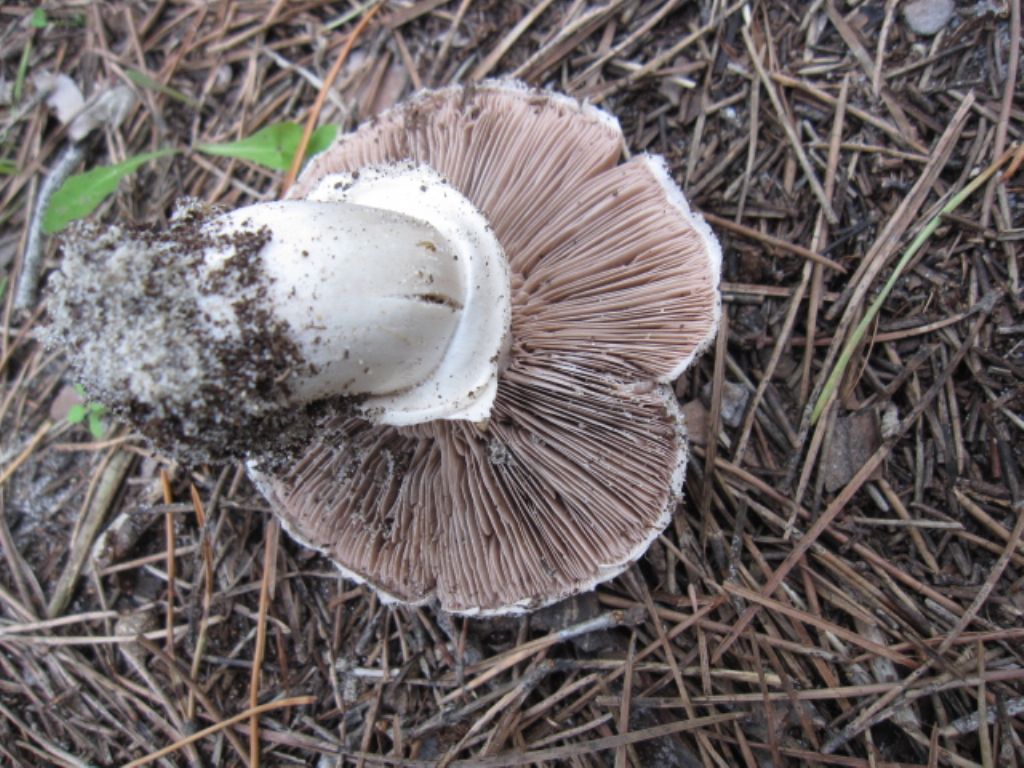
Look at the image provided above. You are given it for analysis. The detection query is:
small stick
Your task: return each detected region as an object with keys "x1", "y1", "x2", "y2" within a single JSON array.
[
  {"x1": 443, "y1": 609, "x2": 643, "y2": 703},
  {"x1": 976, "y1": 641, "x2": 993, "y2": 768},
  {"x1": 584, "y1": 1, "x2": 744, "y2": 102},
  {"x1": 742, "y1": 25, "x2": 837, "y2": 224},
  {"x1": 0, "y1": 420, "x2": 51, "y2": 488},
  {"x1": 566, "y1": 0, "x2": 686, "y2": 90},
  {"x1": 160, "y1": 469, "x2": 176, "y2": 657},
  {"x1": 876, "y1": 478, "x2": 940, "y2": 573},
  {"x1": 981, "y1": 0, "x2": 1019, "y2": 228},
  {"x1": 0, "y1": 608, "x2": 120, "y2": 636},
  {"x1": 702, "y1": 212, "x2": 846, "y2": 273},
  {"x1": 940, "y1": 697, "x2": 1024, "y2": 738},
  {"x1": 721, "y1": 584, "x2": 915, "y2": 665},
  {"x1": 801, "y1": 74, "x2": 848, "y2": 404},
  {"x1": 427, "y1": 0, "x2": 472, "y2": 85},
  {"x1": 47, "y1": 448, "x2": 133, "y2": 618},
  {"x1": 614, "y1": 635, "x2": 635, "y2": 768},
  {"x1": 871, "y1": 0, "x2": 898, "y2": 97},
  {"x1": 135, "y1": 635, "x2": 251, "y2": 767},
  {"x1": 0, "y1": 616, "x2": 224, "y2": 646},
  {"x1": 700, "y1": 308, "x2": 727, "y2": 543},
  {"x1": 120, "y1": 696, "x2": 314, "y2": 768},
  {"x1": 187, "y1": 482, "x2": 216, "y2": 720},
  {"x1": 15, "y1": 144, "x2": 84, "y2": 311},
  {"x1": 96, "y1": 545, "x2": 199, "y2": 576},
  {"x1": 471, "y1": 0, "x2": 558, "y2": 81},
  {"x1": 249, "y1": 518, "x2": 279, "y2": 767},
  {"x1": 280, "y1": 2, "x2": 382, "y2": 194},
  {"x1": 771, "y1": 72, "x2": 927, "y2": 153}
]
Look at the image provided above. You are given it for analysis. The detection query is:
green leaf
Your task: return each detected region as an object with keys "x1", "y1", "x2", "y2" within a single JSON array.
[
  {"x1": 0, "y1": 276, "x2": 8, "y2": 301},
  {"x1": 196, "y1": 122, "x2": 338, "y2": 171},
  {"x1": 43, "y1": 148, "x2": 177, "y2": 234},
  {"x1": 87, "y1": 411, "x2": 106, "y2": 439},
  {"x1": 30, "y1": 7, "x2": 48, "y2": 28},
  {"x1": 307, "y1": 124, "x2": 338, "y2": 158},
  {"x1": 0, "y1": 158, "x2": 16, "y2": 175},
  {"x1": 124, "y1": 67, "x2": 201, "y2": 109},
  {"x1": 196, "y1": 122, "x2": 303, "y2": 171},
  {"x1": 66, "y1": 404, "x2": 87, "y2": 424}
]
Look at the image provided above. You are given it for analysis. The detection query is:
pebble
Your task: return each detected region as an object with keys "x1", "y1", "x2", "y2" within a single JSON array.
[{"x1": 903, "y1": 0, "x2": 955, "y2": 36}]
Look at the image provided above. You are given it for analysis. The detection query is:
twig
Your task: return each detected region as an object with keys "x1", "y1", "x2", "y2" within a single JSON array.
[
  {"x1": 823, "y1": 95, "x2": 975, "y2": 322},
  {"x1": 120, "y1": 696, "x2": 314, "y2": 768},
  {"x1": 135, "y1": 635, "x2": 252, "y2": 767},
  {"x1": 702, "y1": 212, "x2": 846, "y2": 272},
  {"x1": 981, "y1": 0, "x2": 1020, "y2": 228},
  {"x1": 0, "y1": 419, "x2": 52, "y2": 488},
  {"x1": 160, "y1": 469, "x2": 176, "y2": 657},
  {"x1": 428, "y1": 0, "x2": 473, "y2": 85},
  {"x1": 471, "y1": 0, "x2": 558, "y2": 81},
  {"x1": 47, "y1": 449, "x2": 133, "y2": 618},
  {"x1": 347, "y1": 713, "x2": 743, "y2": 767},
  {"x1": 940, "y1": 697, "x2": 1024, "y2": 738},
  {"x1": 249, "y1": 518, "x2": 279, "y2": 767},
  {"x1": 187, "y1": 481, "x2": 216, "y2": 720},
  {"x1": 742, "y1": 25, "x2": 837, "y2": 224},
  {"x1": 0, "y1": 616, "x2": 224, "y2": 646},
  {"x1": 15, "y1": 144, "x2": 84, "y2": 311},
  {"x1": 280, "y1": 1, "x2": 382, "y2": 193}
]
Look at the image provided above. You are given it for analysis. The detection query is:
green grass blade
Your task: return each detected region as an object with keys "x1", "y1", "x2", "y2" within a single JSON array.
[
  {"x1": 810, "y1": 152, "x2": 1016, "y2": 424},
  {"x1": 13, "y1": 39, "x2": 31, "y2": 103},
  {"x1": 324, "y1": 1, "x2": 375, "y2": 30},
  {"x1": 43, "y1": 148, "x2": 177, "y2": 234},
  {"x1": 124, "y1": 67, "x2": 202, "y2": 109}
]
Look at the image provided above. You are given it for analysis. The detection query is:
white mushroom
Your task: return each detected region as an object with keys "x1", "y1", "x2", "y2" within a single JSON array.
[{"x1": 45, "y1": 81, "x2": 722, "y2": 614}]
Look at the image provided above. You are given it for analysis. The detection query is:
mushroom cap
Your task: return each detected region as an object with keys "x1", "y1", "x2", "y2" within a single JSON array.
[{"x1": 250, "y1": 81, "x2": 721, "y2": 615}]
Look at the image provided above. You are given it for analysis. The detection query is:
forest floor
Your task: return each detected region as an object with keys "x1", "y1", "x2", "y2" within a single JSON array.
[{"x1": 1, "y1": 1, "x2": 1022, "y2": 766}]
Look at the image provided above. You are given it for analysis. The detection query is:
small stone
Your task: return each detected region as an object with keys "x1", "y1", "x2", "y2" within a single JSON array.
[
  {"x1": 822, "y1": 409, "x2": 881, "y2": 492},
  {"x1": 701, "y1": 380, "x2": 750, "y2": 428},
  {"x1": 903, "y1": 0, "x2": 955, "y2": 36}
]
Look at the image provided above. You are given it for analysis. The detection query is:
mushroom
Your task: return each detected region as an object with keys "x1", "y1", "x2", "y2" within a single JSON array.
[{"x1": 45, "y1": 81, "x2": 721, "y2": 615}]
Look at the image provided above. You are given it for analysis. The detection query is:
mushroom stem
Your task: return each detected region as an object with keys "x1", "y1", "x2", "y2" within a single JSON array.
[
  {"x1": 45, "y1": 165, "x2": 510, "y2": 460},
  {"x1": 208, "y1": 200, "x2": 469, "y2": 404}
]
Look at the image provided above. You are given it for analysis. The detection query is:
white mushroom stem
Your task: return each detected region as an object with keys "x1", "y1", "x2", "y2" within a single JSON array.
[
  {"x1": 209, "y1": 163, "x2": 510, "y2": 424},
  {"x1": 206, "y1": 200, "x2": 467, "y2": 403},
  {"x1": 45, "y1": 164, "x2": 510, "y2": 459}
]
